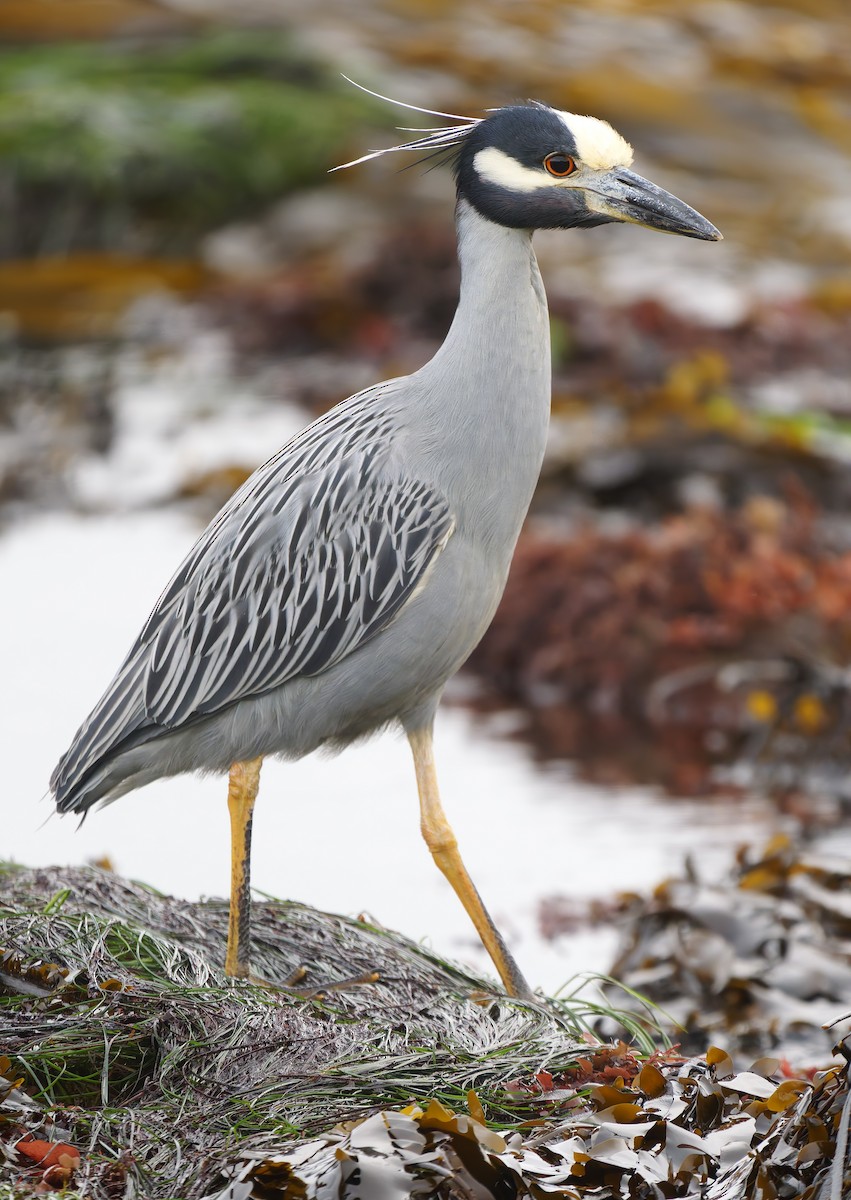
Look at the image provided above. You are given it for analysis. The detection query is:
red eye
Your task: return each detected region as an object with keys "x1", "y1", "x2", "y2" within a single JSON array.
[{"x1": 544, "y1": 153, "x2": 577, "y2": 178}]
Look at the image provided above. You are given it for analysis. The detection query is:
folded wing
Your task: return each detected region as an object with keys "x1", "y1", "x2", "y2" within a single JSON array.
[
  {"x1": 52, "y1": 388, "x2": 454, "y2": 808},
  {"x1": 143, "y1": 459, "x2": 454, "y2": 725}
]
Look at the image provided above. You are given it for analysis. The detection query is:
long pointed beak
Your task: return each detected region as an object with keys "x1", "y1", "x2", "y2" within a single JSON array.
[{"x1": 585, "y1": 167, "x2": 722, "y2": 241}]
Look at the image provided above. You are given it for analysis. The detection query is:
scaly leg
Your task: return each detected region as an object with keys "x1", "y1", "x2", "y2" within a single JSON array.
[
  {"x1": 224, "y1": 757, "x2": 378, "y2": 993},
  {"x1": 225, "y1": 756, "x2": 263, "y2": 978},
  {"x1": 408, "y1": 725, "x2": 533, "y2": 999}
]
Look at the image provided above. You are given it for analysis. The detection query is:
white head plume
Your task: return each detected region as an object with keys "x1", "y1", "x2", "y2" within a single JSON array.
[{"x1": 331, "y1": 77, "x2": 480, "y2": 172}]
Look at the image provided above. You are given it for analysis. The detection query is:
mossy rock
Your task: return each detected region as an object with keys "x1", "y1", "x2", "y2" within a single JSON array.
[{"x1": 0, "y1": 31, "x2": 382, "y2": 256}]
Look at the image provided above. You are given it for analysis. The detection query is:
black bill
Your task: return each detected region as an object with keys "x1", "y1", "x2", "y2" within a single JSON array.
[{"x1": 586, "y1": 167, "x2": 721, "y2": 241}]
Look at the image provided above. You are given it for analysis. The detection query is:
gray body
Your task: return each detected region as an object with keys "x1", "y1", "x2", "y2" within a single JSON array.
[
  {"x1": 52, "y1": 98, "x2": 719, "y2": 823},
  {"x1": 52, "y1": 204, "x2": 550, "y2": 811}
]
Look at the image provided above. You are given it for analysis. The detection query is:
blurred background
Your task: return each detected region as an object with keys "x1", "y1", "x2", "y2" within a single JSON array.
[{"x1": 3, "y1": 0, "x2": 851, "y2": 1020}]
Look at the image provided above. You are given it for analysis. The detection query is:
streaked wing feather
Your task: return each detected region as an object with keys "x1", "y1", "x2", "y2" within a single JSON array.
[
  {"x1": 52, "y1": 382, "x2": 455, "y2": 803},
  {"x1": 141, "y1": 459, "x2": 453, "y2": 727}
]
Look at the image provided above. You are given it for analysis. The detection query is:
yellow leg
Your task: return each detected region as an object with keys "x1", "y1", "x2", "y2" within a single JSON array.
[
  {"x1": 225, "y1": 757, "x2": 263, "y2": 978},
  {"x1": 408, "y1": 726, "x2": 533, "y2": 999}
]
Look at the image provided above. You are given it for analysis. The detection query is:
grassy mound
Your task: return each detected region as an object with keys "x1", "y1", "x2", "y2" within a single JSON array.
[{"x1": 0, "y1": 863, "x2": 847, "y2": 1198}]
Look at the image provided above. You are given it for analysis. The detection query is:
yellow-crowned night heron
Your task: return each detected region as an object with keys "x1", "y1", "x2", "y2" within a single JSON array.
[{"x1": 52, "y1": 95, "x2": 720, "y2": 998}]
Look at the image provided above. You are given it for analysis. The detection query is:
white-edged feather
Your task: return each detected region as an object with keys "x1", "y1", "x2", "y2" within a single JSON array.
[
  {"x1": 331, "y1": 76, "x2": 480, "y2": 173},
  {"x1": 339, "y1": 75, "x2": 474, "y2": 122}
]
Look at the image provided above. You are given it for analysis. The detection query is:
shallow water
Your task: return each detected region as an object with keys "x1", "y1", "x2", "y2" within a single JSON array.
[{"x1": 2, "y1": 508, "x2": 782, "y2": 993}]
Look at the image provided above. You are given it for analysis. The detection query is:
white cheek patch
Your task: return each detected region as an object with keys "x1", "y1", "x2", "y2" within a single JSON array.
[
  {"x1": 556, "y1": 111, "x2": 633, "y2": 171},
  {"x1": 473, "y1": 146, "x2": 563, "y2": 192}
]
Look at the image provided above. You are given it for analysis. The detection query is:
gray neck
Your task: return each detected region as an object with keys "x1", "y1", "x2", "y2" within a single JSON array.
[
  {"x1": 414, "y1": 199, "x2": 552, "y2": 549},
  {"x1": 426, "y1": 199, "x2": 550, "y2": 380}
]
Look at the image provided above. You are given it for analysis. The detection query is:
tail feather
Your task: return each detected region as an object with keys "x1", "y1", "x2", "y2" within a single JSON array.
[{"x1": 51, "y1": 654, "x2": 152, "y2": 814}]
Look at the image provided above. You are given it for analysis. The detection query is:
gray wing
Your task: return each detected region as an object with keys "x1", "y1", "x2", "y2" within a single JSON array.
[
  {"x1": 140, "y1": 454, "x2": 454, "y2": 726},
  {"x1": 52, "y1": 385, "x2": 454, "y2": 808}
]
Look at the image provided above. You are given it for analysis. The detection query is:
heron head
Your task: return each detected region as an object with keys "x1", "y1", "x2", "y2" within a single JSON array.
[
  {"x1": 455, "y1": 102, "x2": 721, "y2": 242},
  {"x1": 333, "y1": 85, "x2": 720, "y2": 244}
]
